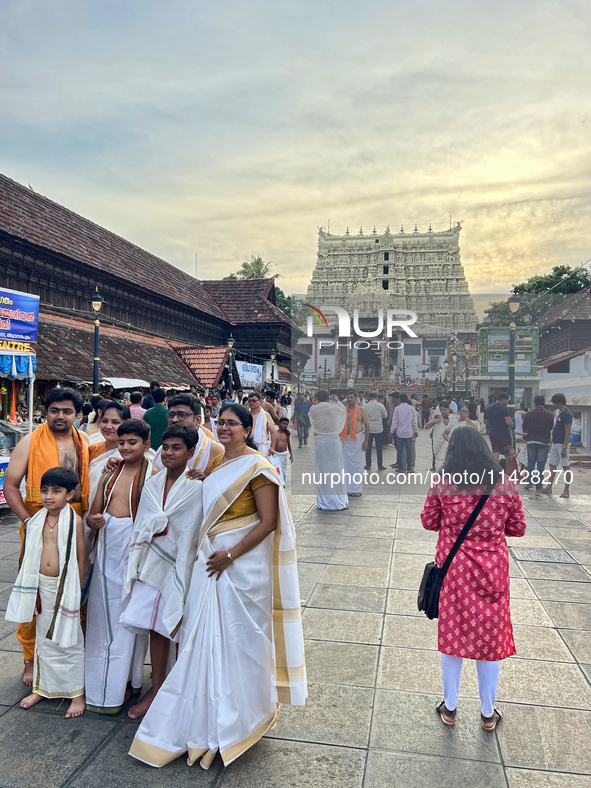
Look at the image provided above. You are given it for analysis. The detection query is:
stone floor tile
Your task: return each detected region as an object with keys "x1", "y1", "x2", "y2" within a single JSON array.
[
  {"x1": 497, "y1": 658, "x2": 591, "y2": 708},
  {"x1": 497, "y1": 703, "x2": 591, "y2": 773},
  {"x1": 0, "y1": 584, "x2": 13, "y2": 610},
  {"x1": 543, "y1": 601, "x2": 591, "y2": 629},
  {"x1": 509, "y1": 598, "x2": 554, "y2": 626},
  {"x1": 303, "y1": 639, "x2": 379, "y2": 687},
  {"x1": 297, "y1": 562, "x2": 325, "y2": 605},
  {"x1": 0, "y1": 650, "x2": 31, "y2": 705},
  {"x1": 220, "y1": 738, "x2": 367, "y2": 788},
  {"x1": 296, "y1": 532, "x2": 345, "y2": 549},
  {"x1": 328, "y1": 549, "x2": 391, "y2": 569},
  {"x1": 518, "y1": 562, "x2": 591, "y2": 581},
  {"x1": 393, "y1": 540, "x2": 436, "y2": 555},
  {"x1": 267, "y1": 681, "x2": 373, "y2": 747},
  {"x1": 511, "y1": 625, "x2": 575, "y2": 662},
  {"x1": 581, "y1": 664, "x2": 591, "y2": 682},
  {"x1": 0, "y1": 618, "x2": 17, "y2": 643},
  {"x1": 391, "y1": 553, "x2": 430, "y2": 572},
  {"x1": 559, "y1": 629, "x2": 591, "y2": 663},
  {"x1": 303, "y1": 607, "x2": 383, "y2": 644},
  {"x1": 387, "y1": 568, "x2": 424, "y2": 591},
  {"x1": 567, "y1": 551, "x2": 591, "y2": 565},
  {"x1": 370, "y1": 689, "x2": 501, "y2": 762},
  {"x1": 364, "y1": 750, "x2": 508, "y2": 788},
  {"x1": 67, "y1": 723, "x2": 223, "y2": 787},
  {"x1": 394, "y1": 528, "x2": 438, "y2": 542},
  {"x1": 386, "y1": 589, "x2": 423, "y2": 616},
  {"x1": 506, "y1": 769, "x2": 591, "y2": 788},
  {"x1": 296, "y1": 546, "x2": 334, "y2": 564},
  {"x1": 510, "y1": 578, "x2": 537, "y2": 599},
  {"x1": 0, "y1": 541, "x2": 20, "y2": 559},
  {"x1": 320, "y1": 564, "x2": 389, "y2": 588},
  {"x1": 0, "y1": 707, "x2": 118, "y2": 788},
  {"x1": 345, "y1": 507, "x2": 396, "y2": 518},
  {"x1": 340, "y1": 520, "x2": 396, "y2": 539},
  {"x1": 382, "y1": 614, "x2": 438, "y2": 650},
  {"x1": 0, "y1": 556, "x2": 18, "y2": 583},
  {"x1": 334, "y1": 536, "x2": 394, "y2": 552},
  {"x1": 307, "y1": 583, "x2": 387, "y2": 613},
  {"x1": 507, "y1": 536, "x2": 560, "y2": 549},
  {"x1": 529, "y1": 579, "x2": 591, "y2": 604}
]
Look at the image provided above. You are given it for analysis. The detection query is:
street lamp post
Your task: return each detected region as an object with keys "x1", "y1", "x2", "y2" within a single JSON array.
[
  {"x1": 227, "y1": 334, "x2": 235, "y2": 397},
  {"x1": 437, "y1": 366, "x2": 442, "y2": 396},
  {"x1": 90, "y1": 288, "x2": 104, "y2": 395},
  {"x1": 270, "y1": 348, "x2": 276, "y2": 388},
  {"x1": 443, "y1": 360, "x2": 449, "y2": 396},
  {"x1": 296, "y1": 360, "x2": 301, "y2": 394},
  {"x1": 463, "y1": 341, "x2": 471, "y2": 399},
  {"x1": 451, "y1": 351, "x2": 458, "y2": 397},
  {"x1": 507, "y1": 293, "x2": 523, "y2": 442}
]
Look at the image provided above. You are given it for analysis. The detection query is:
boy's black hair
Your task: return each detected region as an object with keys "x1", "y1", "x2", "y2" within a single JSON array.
[
  {"x1": 130, "y1": 392, "x2": 143, "y2": 404},
  {"x1": 102, "y1": 401, "x2": 130, "y2": 420},
  {"x1": 81, "y1": 402, "x2": 93, "y2": 416},
  {"x1": 502, "y1": 445, "x2": 514, "y2": 456},
  {"x1": 168, "y1": 393, "x2": 202, "y2": 415},
  {"x1": 41, "y1": 467, "x2": 79, "y2": 493},
  {"x1": 44, "y1": 387, "x2": 84, "y2": 413},
  {"x1": 117, "y1": 419, "x2": 151, "y2": 441},
  {"x1": 279, "y1": 417, "x2": 289, "y2": 423},
  {"x1": 162, "y1": 423, "x2": 199, "y2": 450},
  {"x1": 153, "y1": 388, "x2": 166, "y2": 404}
]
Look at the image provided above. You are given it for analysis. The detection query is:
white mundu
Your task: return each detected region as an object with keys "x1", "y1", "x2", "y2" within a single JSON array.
[
  {"x1": 6, "y1": 505, "x2": 84, "y2": 700},
  {"x1": 130, "y1": 454, "x2": 306, "y2": 769},
  {"x1": 309, "y1": 401, "x2": 348, "y2": 510},
  {"x1": 432, "y1": 416, "x2": 457, "y2": 470},
  {"x1": 121, "y1": 471, "x2": 204, "y2": 641},
  {"x1": 85, "y1": 458, "x2": 152, "y2": 714},
  {"x1": 252, "y1": 409, "x2": 271, "y2": 456},
  {"x1": 152, "y1": 428, "x2": 214, "y2": 474}
]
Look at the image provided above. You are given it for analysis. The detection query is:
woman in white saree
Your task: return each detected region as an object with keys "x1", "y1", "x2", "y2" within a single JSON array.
[{"x1": 129, "y1": 403, "x2": 306, "y2": 770}]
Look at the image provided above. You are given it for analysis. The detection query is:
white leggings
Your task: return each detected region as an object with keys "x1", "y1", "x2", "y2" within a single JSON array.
[{"x1": 441, "y1": 654, "x2": 500, "y2": 718}]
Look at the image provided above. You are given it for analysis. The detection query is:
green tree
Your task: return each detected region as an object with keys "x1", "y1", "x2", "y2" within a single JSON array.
[
  {"x1": 480, "y1": 265, "x2": 591, "y2": 326},
  {"x1": 224, "y1": 254, "x2": 277, "y2": 280},
  {"x1": 274, "y1": 286, "x2": 292, "y2": 319}
]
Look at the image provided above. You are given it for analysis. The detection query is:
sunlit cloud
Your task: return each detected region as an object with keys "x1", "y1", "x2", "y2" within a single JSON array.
[{"x1": 1, "y1": 0, "x2": 590, "y2": 297}]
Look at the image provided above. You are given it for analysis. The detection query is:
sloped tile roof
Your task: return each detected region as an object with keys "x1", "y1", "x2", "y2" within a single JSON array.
[
  {"x1": 0, "y1": 173, "x2": 225, "y2": 321},
  {"x1": 173, "y1": 345, "x2": 230, "y2": 388},
  {"x1": 36, "y1": 312, "x2": 197, "y2": 387},
  {"x1": 200, "y1": 278, "x2": 298, "y2": 329},
  {"x1": 537, "y1": 287, "x2": 591, "y2": 328}
]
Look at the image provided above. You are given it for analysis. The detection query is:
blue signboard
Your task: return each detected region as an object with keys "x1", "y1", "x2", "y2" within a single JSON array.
[{"x1": 0, "y1": 287, "x2": 39, "y2": 353}]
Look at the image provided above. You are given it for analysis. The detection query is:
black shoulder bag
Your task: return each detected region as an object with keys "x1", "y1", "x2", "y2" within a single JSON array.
[{"x1": 418, "y1": 482, "x2": 494, "y2": 620}]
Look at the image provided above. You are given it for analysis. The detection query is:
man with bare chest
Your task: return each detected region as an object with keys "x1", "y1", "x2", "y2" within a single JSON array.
[
  {"x1": 4, "y1": 387, "x2": 89, "y2": 685},
  {"x1": 340, "y1": 390, "x2": 369, "y2": 497}
]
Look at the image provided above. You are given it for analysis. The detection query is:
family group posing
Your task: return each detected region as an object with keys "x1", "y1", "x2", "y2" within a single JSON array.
[{"x1": 4, "y1": 387, "x2": 306, "y2": 769}]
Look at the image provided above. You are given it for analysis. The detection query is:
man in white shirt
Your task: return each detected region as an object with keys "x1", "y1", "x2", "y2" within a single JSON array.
[
  {"x1": 390, "y1": 393, "x2": 419, "y2": 473},
  {"x1": 363, "y1": 392, "x2": 388, "y2": 470}
]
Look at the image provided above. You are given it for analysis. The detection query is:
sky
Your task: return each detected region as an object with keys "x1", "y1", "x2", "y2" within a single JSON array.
[{"x1": 1, "y1": 0, "x2": 590, "y2": 298}]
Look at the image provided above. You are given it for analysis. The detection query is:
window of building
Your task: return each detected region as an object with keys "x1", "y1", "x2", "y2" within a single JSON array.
[
  {"x1": 547, "y1": 359, "x2": 570, "y2": 373},
  {"x1": 384, "y1": 252, "x2": 389, "y2": 261},
  {"x1": 383, "y1": 265, "x2": 389, "y2": 275},
  {"x1": 404, "y1": 344, "x2": 421, "y2": 356},
  {"x1": 382, "y1": 280, "x2": 389, "y2": 290}
]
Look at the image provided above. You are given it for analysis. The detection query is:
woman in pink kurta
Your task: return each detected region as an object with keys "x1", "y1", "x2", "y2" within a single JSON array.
[{"x1": 421, "y1": 426, "x2": 527, "y2": 730}]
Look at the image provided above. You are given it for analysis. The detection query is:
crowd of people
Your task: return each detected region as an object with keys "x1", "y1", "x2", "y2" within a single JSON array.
[
  {"x1": 3, "y1": 385, "x2": 305, "y2": 769},
  {"x1": 1, "y1": 379, "x2": 576, "y2": 764}
]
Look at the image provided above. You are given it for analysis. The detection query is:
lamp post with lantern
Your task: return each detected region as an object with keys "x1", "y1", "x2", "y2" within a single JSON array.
[
  {"x1": 507, "y1": 292, "x2": 523, "y2": 428},
  {"x1": 296, "y1": 359, "x2": 301, "y2": 394},
  {"x1": 226, "y1": 334, "x2": 235, "y2": 397},
  {"x1": 463, "y1": 340, "x2": 471, "y2": 399},
  {"x1": 451, "y1": 351, "x2": 458, "y2": 397},
  {"x1": 270, "y1": 348, "x2": 277, "y2": 389},
  {"x1": 90, "y1": 288, "x2": 104, "y2": 396},
  {"x1": 443, "y1": 360, "x2": 449, "y2": 396}
]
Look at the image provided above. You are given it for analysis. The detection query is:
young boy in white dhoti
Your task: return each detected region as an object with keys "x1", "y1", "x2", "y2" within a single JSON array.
[
  {"x1": 270, "y1": 418, "x2": 292, "y2": 486},
  {"x1": 85, "y1": 419, "x2": 152, "y2": 714},
  {"x1": 121, "y1": 424, "x2": 203, "y2": 719},
  {"x1": 6, "y1": 468, "x2": 86, "y2": 718}
]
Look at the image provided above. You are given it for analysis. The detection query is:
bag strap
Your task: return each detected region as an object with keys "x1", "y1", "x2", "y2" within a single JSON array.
[{"x1": 440, "y1": 481, "x2": 495, "y2": 576}]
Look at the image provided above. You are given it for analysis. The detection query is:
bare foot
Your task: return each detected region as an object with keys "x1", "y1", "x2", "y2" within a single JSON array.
[
  {"x1": 66, "y1": 695, "x2": 85, "y2": 718},
  {"x1": 20, "y1": 692, "x2": 42, "y2": 709},
  {"x1": 22, "y1": 661, "x2": 34, "y2": 686},
  {"x1": 559, "y1": 490, "x2": 570, "y2": 498},
  {"x1": 128, "y1": 688, "x2": 155, "y2": 720},
  {"x1": 123, "y1": 686, "x2": 132, "y2": 704},
  {"x1": 541, "y1": 487, "x2": 553, "y2": 495}
]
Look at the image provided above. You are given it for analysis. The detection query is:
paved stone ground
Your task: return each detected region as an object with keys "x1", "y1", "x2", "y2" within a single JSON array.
[{"x1": 0, "y1": 431, "x2": 590, "y2": 787}]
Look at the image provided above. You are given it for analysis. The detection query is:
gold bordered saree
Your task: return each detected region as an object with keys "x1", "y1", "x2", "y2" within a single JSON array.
[{"x1": 129, "y1": 453, "x2": 307, "y2": 769}]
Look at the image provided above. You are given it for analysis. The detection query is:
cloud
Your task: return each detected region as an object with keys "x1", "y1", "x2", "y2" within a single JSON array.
[{"x1": 1, "y1": 0, "x2": 590, "y2": 297}]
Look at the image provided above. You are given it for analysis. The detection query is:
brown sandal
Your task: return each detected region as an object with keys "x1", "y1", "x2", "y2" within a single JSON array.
[
  {"x1": 481, "y1": 708, "x2": 502, "y2": 731},
  {"x1": 436, "y1": 700, "x2": 456, "y2": 726}
]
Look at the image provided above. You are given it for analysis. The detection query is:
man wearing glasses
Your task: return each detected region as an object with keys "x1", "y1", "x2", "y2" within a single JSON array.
[{"x1": 152, "y1": 394, "x2": 223, "y2": 475}]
